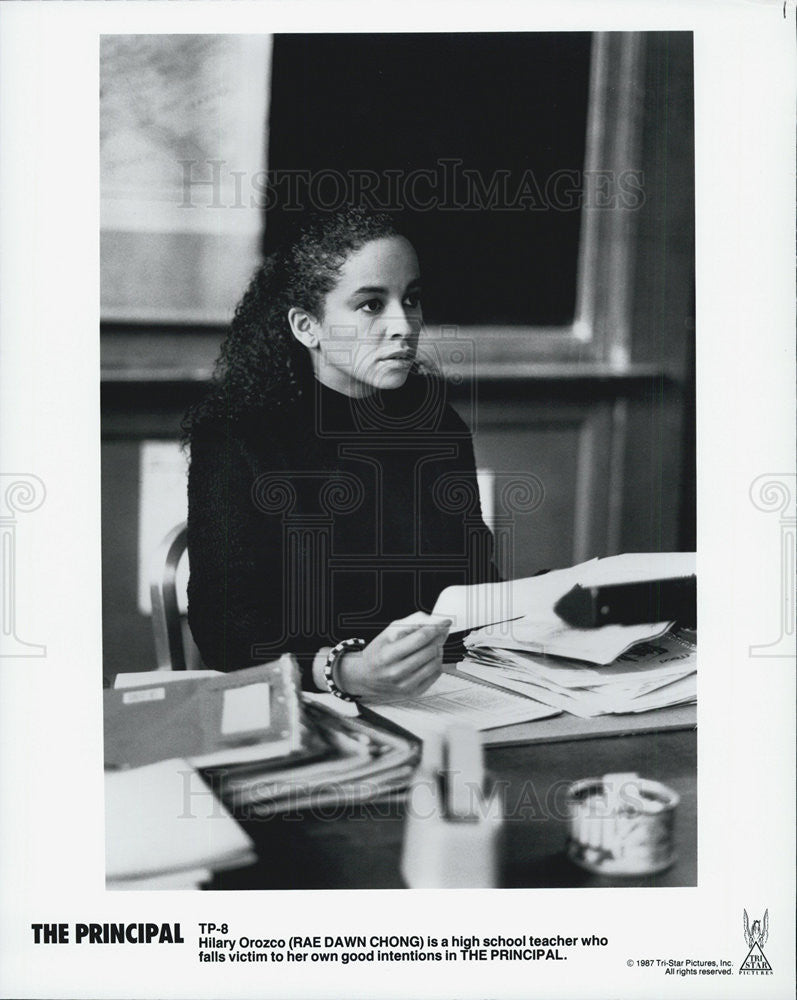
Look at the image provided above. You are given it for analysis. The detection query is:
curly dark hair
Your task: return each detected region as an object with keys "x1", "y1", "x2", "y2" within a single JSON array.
[{"x1": 183, "y1": 207, "x2": 415, "y2": 439}]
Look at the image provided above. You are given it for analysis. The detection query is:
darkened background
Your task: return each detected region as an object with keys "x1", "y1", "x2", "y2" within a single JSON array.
[{"x1": 265, "y1": 33, "x2": 592, "y2": 325}]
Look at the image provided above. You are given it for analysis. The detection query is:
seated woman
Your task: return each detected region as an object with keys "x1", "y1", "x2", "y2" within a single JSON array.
[{"x1": 184, "y1": 207, "x2": 498, "y2": 701}]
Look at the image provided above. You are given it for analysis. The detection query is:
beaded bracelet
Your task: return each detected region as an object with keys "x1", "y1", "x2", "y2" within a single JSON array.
[{"x1": 324, "y1": 638, "x2": 366, "y2": 702}]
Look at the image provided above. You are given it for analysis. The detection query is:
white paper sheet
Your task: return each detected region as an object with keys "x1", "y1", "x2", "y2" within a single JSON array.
[
  {"x1": 361, "y1": 671, "x2": 559, "y2": 738},
  {"x1": 105, "y1": 760, "x2": 255, "y2": 883}
]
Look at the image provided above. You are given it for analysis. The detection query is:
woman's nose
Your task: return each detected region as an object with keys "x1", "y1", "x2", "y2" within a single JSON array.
[{"x1": 384, "y1": 303, "x2": 416, "y2": 339}]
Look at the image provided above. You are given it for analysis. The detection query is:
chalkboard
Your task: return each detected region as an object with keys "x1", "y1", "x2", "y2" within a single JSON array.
[{"x1": 264, "y1": 33, "x2": 593, "y2": 327}]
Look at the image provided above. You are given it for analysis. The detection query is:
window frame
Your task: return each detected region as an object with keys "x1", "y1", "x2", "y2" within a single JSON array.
[{"x1": 433, "y1": 32, "x2": 647, "y2": 378}]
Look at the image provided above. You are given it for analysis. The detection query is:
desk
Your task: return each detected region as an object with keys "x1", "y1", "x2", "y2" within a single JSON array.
[{"x1": 210, "y1": 727, "x2": 696, "y2": 890}]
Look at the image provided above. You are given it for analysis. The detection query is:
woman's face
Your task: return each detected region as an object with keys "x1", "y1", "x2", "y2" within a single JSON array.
[{"x1": 298, "y1": 235, "x2": 423, "y2": 398}]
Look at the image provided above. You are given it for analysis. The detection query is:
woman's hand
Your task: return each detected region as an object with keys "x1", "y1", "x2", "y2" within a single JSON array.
[{"x1": 336, "y1": 612, "x2": 452, "y2": 701}]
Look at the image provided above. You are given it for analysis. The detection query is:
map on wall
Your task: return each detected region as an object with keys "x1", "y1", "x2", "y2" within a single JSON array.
[{"x1": 100, "y1": 34, "x2": 272, "y2": 323}]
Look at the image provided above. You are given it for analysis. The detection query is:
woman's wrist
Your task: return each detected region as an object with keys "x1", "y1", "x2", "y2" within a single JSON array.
[
  {"x1": 311, "y1": 644, "x2": 365, "y2": 697},
  {"x1": 335, "y1": 649, "x2": 364, "y2": 697},
  {"x1": 323, "y1": 639, "x2": 367, "y2": 701}
]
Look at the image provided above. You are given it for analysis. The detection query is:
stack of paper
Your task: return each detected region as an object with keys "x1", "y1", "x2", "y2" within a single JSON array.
[
  {"x1": 465, "y1": 616, "x2": 675, "y2": 666},
  {"x1": 459, "y1": 628, "x2": 696, "y2": 718},
  {"x1": 111, "y1": 670, "x2": 420, "y2": 819},
  {"x1": 218, "y1": 701, "x2": 421, "y2": 815},
  {"x1": 105, "y1": 759, "x2": 256, "y2": 890},
  {"x1": 431, "y1": 552, "x2": 697, "y2": 719}
]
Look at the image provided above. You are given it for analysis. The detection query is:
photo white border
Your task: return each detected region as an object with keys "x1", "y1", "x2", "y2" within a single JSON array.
[{"x1": 0, "y1": 2, "x2": 794, "y2": 998}]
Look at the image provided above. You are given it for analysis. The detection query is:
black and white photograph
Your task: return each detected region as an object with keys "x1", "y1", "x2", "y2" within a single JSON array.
[
  {"x1": 100, "y1": 29, "x2": 697, "y2": 892},
  {"x1": 0, "y1": 2, "x2": 794, "y2": 999}
]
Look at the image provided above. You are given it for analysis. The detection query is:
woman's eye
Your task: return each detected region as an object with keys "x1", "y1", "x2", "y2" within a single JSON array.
[
  {"x1": 359, "y1": 299, "x2": 384, "y2": 314},
  {"x1": 404, "y1": 292, "x2": 422, "y2": 309}
]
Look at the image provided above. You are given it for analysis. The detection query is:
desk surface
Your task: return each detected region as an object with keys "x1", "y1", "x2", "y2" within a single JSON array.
[{"x1": 210, "y1": 727, "x2": 696, "y2": 890}]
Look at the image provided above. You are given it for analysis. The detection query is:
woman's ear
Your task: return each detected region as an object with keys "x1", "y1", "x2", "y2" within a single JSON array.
[{"x1": 287, "y1": 307, "x2": 320, "y2": 349}]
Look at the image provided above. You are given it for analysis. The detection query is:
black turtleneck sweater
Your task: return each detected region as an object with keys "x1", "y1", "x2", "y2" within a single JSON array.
[{"x1": 186, "y1": 374, "x2": 498, "y2": 688}]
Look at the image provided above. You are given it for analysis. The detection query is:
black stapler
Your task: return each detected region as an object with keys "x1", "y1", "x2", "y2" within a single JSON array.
[{"x1": 553, "y1": 575, "x2": 697, "y2": 628}]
